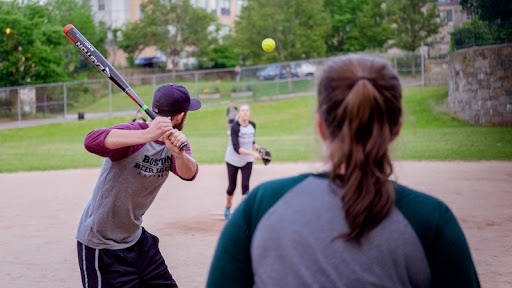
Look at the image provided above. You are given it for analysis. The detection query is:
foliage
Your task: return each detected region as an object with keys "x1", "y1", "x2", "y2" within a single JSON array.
[
  {"x1": 460, "y1": 0, "x2": 512, "y2": 23},
  {"x1": 323, "y1": 0, "x2": 394, "y2": 53},
  {"x1": 46, "y1": 0, "x2": 107, "y2": 75},
  {"x1": 388, "y1": 0, "x2": 443, "y2": 52},
  {"x1": 0, "y1": 0, "x2": 106, "y2": 87},
  {"x1": 450, "y1": 18, "x2": 506, "y2": 50},
  {"x1": 197, "y1": 35, "x2": 239, "y2": 69},
  {"x1": 232, "y1": 0, "x2": 329, "y2": 65},
  {"x1": 116, "y1": 22, "x2": 155, "y2": 67},
  {"x1": 0, "y1": 1, "x2": 66, "y2": 86},
  {"x1": 459, "y1": 0, "x2": 512, "y2": 44},
  {"x1": 135, "y1": 0, "x2": 217, "y2": 73}
]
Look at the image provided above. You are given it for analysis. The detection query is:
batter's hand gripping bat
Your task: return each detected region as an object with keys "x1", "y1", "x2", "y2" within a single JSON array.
[{"x1": 63, "y1": 24, "x2": 186, "y2": 151}]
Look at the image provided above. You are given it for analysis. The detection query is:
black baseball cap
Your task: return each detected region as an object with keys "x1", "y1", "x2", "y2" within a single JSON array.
[{"x1": 152, "y1": 83, "x2": 202, "y2": 116}]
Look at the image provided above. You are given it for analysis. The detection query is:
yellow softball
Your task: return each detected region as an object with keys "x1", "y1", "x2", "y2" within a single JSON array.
[{"x1": 262, "y1": 38, "x2": 275, "y2": 52}]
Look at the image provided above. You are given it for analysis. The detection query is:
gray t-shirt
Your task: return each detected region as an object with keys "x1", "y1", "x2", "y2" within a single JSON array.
[
  {"x1": 76, "y1": 122, "x2": 197, "y2": 249},
  {"x1": 225, "y1": 121, "x2": 256, "y2": 167}
]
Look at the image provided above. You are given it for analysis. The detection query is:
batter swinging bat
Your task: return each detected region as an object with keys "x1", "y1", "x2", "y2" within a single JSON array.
[{"x1": 63, "y1": 24, "x2": 187, "y2": 151}]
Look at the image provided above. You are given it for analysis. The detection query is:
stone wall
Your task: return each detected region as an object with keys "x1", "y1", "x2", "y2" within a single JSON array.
[
  {"x1": 448, "y1": 44, "x2": 512, "y2": 126},
  {"x1": 425, "y1": 59, "x2": 449, "y2": 86}
]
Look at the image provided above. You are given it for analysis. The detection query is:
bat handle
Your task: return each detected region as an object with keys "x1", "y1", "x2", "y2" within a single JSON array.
[
  {"x1": 145, "y1": 108, "x2": 156, "y2": 120},
  {"x1": 179, "y1": 143, "x2": 187, "y2": 151}
]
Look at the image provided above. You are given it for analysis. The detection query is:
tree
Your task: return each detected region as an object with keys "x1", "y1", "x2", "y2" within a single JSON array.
[
  {"x1": 324, "y1": 0, "x2": 394, "y2": 54},
  {"x1": 233, "y1": 0, "x2": 330, "y2": 65},
  {"x1": 460, "y1": 0, "x2": 512, "y2": 23},
  {"x1": 0, "y1": 1, "x2": 67, "y2": 87},
  {"x1": 389, "y1": 0, "x2": 442, "y2": 52},
  {"x1": 0, "y1": 0, "x2": 106, "y2": 87},
  {"x1": 197, "y1": 35, "x2": 239, "y2": 69},
  {"x1": 116, "y1": 22, "x2": 155, "y2": 67},
  {"x1": 45, "y1": 0, "x2": 107, "y2": 74},
  {"x1": 460, "y1": 0, "x2": 512, "y2": 43},
  {"x1": 451, "y1": 18, "x2": 497, "y2": 50},
  {"x1": 388, "y1": 0, "x2": 443, "y2": 73},
  {"x1": 135, "y1": 0, "x2": 217, "y2": 73}
]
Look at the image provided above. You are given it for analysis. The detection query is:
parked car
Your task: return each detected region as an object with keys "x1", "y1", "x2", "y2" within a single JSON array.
[
  {"x1": 292, "y1": 61, "x2": 317, "y2": 78},
  {"x1": 134, "y1": 56, "x2": 166, "y2": 68},
  {"x1": 256, "y1": 64, "x2": 299, "y2": 80}
]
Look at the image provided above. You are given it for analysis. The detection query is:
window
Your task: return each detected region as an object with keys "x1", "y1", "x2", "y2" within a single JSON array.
[
  {"x1": 221, "y1": 0, "x2": 230, "y2": 16},
  {"x1": 446, "y1": 9, "x2": 453, "y2": 22},
  {"x1": 237, "y1": 0, "x2": 243, "y2": 14},
  {"x1": 98, "y1": 0, "x2": 105, "y2": 11},
  {"x1": 198, "y1": 0, "x2": 207, "y2": 10},
  {"x1": 209, "y1": 0, "x2": 217, "y2": 14}
]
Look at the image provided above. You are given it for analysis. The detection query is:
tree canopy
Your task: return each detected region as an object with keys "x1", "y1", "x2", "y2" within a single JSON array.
[
  {"x1": 388, "y1": 0, "x2": 443, "y2": 52},
  {"x1": 460, "y1": 0, "x2": 512, "y2": 22},
  {"x1": 0, "y1": 0, "x2": 105, "y2": 87},
  {"x1": 323, "y1": 0, "x2": 393, "y2": 53},
  {"x1": 130, "y1": 0, "x2": 217, "y2": 72},
  {"x1": 232, "y1": 0, "x2": 330, "y2": 64}
]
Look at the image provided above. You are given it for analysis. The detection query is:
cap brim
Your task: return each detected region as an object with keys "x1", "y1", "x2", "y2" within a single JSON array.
[{"x1": 188, "y1": 97, "x2": 202, "y2": 111}]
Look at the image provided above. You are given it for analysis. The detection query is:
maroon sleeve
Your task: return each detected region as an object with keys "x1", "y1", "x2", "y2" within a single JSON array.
[{"x1": 83, "y1": 122, "x2": 148, "y2": 162}]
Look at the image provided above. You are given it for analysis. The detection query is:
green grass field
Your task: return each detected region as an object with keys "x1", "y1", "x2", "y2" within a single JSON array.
[{"x1": 0, "y1": 86, "x2": 511, "y2": 173}]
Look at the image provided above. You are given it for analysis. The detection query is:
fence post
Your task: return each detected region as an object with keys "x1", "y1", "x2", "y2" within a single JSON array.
[
  {"x1": 194, "y1": 72, "x2": 199, "y2": 98},
  {"x1": 109, "y1": 81, "x2": 112, "y2": 116},
  {"x1": 17, "y1": 88, "x2": 21, "y2": 122},
  {"x1": 63, "y1": 82, "x2": 67, "y2": 118},
  {"x1": 421, "y1": 42, "x2": 425, "y2": 87},
  {"x1": 275, "y1": 77, "x2": 279, "y2": 97}
]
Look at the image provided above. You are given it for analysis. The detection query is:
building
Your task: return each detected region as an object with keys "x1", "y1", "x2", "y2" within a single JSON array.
[
  {"x1": 88, "y1": 0, "x2": 247, "y2": 68},
  {"x1": 431, "y1": 0, "x2": 472, "y2": 57}
]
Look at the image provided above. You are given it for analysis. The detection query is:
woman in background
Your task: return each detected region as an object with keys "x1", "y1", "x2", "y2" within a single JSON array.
[{"x1": 223, "y1": 104, "x2": 262, "y2": 220}]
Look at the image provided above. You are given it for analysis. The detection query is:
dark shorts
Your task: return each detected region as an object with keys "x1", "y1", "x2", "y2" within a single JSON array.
[
  {"x1": 228, "y1": 119, "x2": 235, "y2": 125},
  {"x1": 77, "y1": 228, "x2": 178, "y2": 288}
]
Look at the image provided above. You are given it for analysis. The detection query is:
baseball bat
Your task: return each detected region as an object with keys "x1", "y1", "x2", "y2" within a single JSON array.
[{"x1": 63, "y1": 24, "x2": 186, "y2": 151}]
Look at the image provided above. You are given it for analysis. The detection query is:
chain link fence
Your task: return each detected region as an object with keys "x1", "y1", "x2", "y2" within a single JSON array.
[{"x1": 0, "y1": 53, "x2": 424, "y2": 125}]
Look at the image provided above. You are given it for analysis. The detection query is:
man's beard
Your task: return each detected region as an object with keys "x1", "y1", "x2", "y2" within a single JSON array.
[
  {"x1": 173, "y1": 112, "x2": 187, "y2": 131},
  {"x1": 174, "y1": 121, "x2": 184, "y2": 131}
]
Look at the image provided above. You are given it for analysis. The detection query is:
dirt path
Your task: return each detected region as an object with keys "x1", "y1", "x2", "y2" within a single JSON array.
[{"x1": 0, "y1": 161, "x2": 510, "y2": 287}]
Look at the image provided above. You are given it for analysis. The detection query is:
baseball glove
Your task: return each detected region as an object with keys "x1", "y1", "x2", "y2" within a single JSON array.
[{"x1": 259, "y1": 147, "x2": 272, "y2": 165}]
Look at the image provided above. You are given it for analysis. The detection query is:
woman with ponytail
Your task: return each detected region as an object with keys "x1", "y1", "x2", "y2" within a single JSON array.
[{"x1": 207, "y1": 55, "x2": 480, "y2": 288}]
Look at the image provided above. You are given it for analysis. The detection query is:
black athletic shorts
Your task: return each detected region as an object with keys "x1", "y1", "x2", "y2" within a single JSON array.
[{"x1": 77, "y1": 227, "x2": 178, "y2": 288}]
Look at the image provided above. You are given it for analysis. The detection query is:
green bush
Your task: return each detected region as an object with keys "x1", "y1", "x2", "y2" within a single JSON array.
[{"x1": 451, "y1": 19, "x2": 511, "y2": 50}]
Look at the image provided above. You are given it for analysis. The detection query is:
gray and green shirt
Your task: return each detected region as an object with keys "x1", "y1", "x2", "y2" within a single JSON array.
[{"x1": 207, "y1": 173, "x2": 480, "y2": 288}]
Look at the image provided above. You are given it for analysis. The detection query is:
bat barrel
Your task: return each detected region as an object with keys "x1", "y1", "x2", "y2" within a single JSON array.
[{"x1": 63, "y1": 24, "x2": 187, "y2": 151}]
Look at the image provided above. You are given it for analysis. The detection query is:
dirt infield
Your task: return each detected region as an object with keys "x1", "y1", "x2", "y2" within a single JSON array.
[{"x1": 0, "y1": 161, "x2": 511, "y2": 288}]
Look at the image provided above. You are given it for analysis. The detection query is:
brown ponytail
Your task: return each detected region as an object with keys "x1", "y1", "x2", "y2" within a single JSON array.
[{"x1": 317, "y1": 55, "x2": 402, "y2": 242}]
